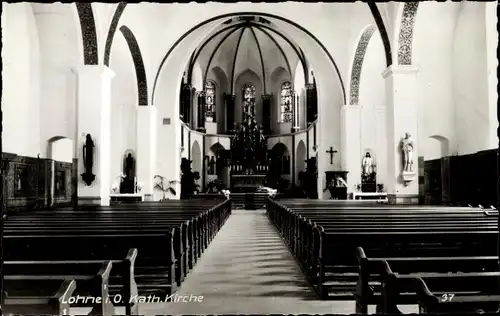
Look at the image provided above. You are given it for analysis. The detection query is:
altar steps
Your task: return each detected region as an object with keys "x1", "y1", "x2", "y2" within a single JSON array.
[{"x1": 230, "y1": 193, "x2": 268, "y2": 210}]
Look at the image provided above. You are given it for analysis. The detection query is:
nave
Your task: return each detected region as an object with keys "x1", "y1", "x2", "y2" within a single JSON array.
[{"x1": 6, "y1": 196, "x2": 497, "y2": 315}]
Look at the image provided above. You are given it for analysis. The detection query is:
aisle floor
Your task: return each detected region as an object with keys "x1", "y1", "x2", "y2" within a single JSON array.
[{"x1": 136, "y1": 210, "x2": 416, "y2": 314}]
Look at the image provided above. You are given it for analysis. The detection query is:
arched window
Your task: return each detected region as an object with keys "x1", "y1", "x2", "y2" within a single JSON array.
[
  {"x1": 205, "y1": 81, "x2": 216, "y2": 122},
  {"x1": 242, "y1": 84, "x2": 256, "y2": 121},
  {"x1": 280, "y1": 81, "x2": 293, "y2": 123}
]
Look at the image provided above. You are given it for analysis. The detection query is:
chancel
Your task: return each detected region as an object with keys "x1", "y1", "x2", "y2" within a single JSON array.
[{"x1": 1, "y1": 2, "x2": 498, "y2": 315}]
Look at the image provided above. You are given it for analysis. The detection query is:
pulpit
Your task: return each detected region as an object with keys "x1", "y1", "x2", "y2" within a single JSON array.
[{"x1": 325, "y1": 171, "x2": 348, "y2": 200}]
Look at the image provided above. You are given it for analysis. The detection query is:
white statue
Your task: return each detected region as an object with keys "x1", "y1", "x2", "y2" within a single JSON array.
[
  {"x1": 401, "y1": 132, "x2": 414, "y2": 172},
  {"x1": 362, "y1": 152, "x2": 374, "y2": 176}
]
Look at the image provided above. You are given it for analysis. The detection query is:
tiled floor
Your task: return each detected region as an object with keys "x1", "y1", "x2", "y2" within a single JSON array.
[{"x1": 73, "y1": 209, "x2": 418, "y2": 315}]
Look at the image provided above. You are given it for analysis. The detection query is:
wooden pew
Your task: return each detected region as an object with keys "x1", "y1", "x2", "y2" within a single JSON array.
[
  {"x1": 265, "y1": 198, "x2": 498, "y2": 301},
  {"x1": 6, "y1": 210, "x2": 208, "y2": 283},
  {"x1": 4, "y1": 198, "x2": 231, "y2": 303},
  {"x1": 4, "y1": 233, "x2": 177, "y2": 298},
  {"x1": 3, "y1": 279, "x2": 76, "y2": 315},
  {"x1": 381, "y1": 264, "x2": 500, "y2": 313},
  {"x1": 355, "y1": 246, "x2": 499, "y2": 313},
  {"x1": 415, "y1": 275, "x2": 500, "y2": 313},
  {"x1": 4, "y1": 261, "x2": 114, "y2": 315}
]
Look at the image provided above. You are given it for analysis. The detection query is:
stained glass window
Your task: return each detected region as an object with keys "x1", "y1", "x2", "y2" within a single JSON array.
[
  {"x1": 205, "y1": 81, "x2": 216, "y2": 122},
  {"x1": 242, "y1": 84, "x2": 256, "y2": 122},
  {"x1": 280, "y1": 81, "x2": 293, "y2": 123}
]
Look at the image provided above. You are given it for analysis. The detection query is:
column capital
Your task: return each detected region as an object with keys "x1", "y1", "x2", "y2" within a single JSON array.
[
  {"x1": 71, "y1": 65, "x2": 116, "y2": 79},
  {"x1": 305, "y1": 83, "x2": 315, "y2": 90},
  {"x1": 382, "y1": 65, "x2": 419, "y2": 79},
  {"x1": 261, "y1": 94, "x2": 272, "y2": 100}
]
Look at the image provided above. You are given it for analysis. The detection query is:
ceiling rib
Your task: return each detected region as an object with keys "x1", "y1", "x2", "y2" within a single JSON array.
[
  {"x1": 251, "y1": 25, "x2": 292, "y2": 84},
  {"x1": 202, "y1": 25, "x2": 247, "y2": 88},
  {"x1": 249, "y1": 22, "x2": 308, "y2": 87},
  {"x1": 188, "y1": 22, "x2": 246, "y2": 84},
  {"x1": 229, "y1": 27, "x2": 247, "y2": 94},
  {"x1": 248, "y1": 27, "x2": 267, "y2": 94}
]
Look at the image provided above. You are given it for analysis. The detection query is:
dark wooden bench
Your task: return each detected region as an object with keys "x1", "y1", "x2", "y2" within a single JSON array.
[
  {"x1": 381, "y1": 265, "x2": 500, "y2": 313},
  {"x1": 266, "y1": 198, "x2": 499, "y2": 302},
  {"x1": 355, "y1": 246, "x2": 499, "y2": 313},
  {"x1": 3, "y1": 279, "x2": 76, "y2": 315},
  {"x1": 4, "y1": 233, "x2": 176, "y2": 298},
  {"x1": 4, "y1": 261, "x2": 114, "y2": 315},
  {"x1": 4, "y1": 198, "x2": 232, "y2": 304},
  {"x1": 7, "y1": 210, "x2": 210, "y2": 283}
]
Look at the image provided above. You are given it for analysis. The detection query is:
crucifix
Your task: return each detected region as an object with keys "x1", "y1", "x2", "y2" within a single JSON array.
[{"x1": 326, "y1": 147, "x2": 338, "y2": 165}]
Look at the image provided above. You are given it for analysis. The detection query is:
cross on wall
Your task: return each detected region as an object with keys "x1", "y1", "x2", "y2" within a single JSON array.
[{"x1": 326, "y1": 147, "x2": 338, "y2": 165}]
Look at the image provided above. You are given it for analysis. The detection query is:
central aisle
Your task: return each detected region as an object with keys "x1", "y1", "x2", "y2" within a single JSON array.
[{"x1": 140, "y1": 209, "x2": 355, "y2": 315}]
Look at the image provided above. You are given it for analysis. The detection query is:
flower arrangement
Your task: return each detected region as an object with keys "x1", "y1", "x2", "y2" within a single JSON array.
[
  {"x1": 154, "y1": 175, "x2": 179, "y2": 201},
  {"x1": 111, "y1": 173, "x2": 126, "y2": 193},
  {"x1": 221, "y1": 189, "x2": 231, "y2": 199},
  {"x1": 136, "y1": 182, "x2": 144, "y2": 193}
]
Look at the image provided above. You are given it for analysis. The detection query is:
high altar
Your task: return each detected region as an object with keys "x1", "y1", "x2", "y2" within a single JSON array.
[{"x1": 229, "y1": 85, "x2": 269, "y2": 192}]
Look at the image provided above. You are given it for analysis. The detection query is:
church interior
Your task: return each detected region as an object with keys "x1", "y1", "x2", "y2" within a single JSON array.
[{"x1": 1, "y1": 2, "x2": 499, "y2": 315}]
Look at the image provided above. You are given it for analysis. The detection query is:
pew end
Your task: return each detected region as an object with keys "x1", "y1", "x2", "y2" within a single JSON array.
[{"x1": 4, "y1": 279, "x2": 76, "y2": 315}]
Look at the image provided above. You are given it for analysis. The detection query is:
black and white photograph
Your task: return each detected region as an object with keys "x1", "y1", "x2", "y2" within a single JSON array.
[{"x1": 1, "y1": 1, "x2": 499, "y2": 315}]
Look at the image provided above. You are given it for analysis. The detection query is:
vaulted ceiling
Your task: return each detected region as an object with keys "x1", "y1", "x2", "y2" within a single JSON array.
[{"x1": 186, "y1": 16, "x2": 308, "y2": 91}]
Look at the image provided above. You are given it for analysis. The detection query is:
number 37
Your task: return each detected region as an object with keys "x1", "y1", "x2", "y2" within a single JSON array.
[{"x1": 441, "y1": 293, "x2": 455, "y2": 302}]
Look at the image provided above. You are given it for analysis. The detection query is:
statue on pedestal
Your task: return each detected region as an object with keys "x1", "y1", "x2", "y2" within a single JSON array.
[
  {"x1": 362, "y1": 152, "x2": 374, "y2": 176},
  {"x1": 401, "y1": 132, "x2": 414, "y2": 172},
  {"x1": 400, "y1": 132, "x2": 416, "y2": 186},
  {"x1": 81, "y1": 134, "x2": 96, "y2": 186}
]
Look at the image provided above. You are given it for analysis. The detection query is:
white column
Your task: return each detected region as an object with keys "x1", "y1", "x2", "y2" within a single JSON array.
[
  {"x1": 341, "y1": 105, "x2": 362, "y2": 195},
  {"x1": 485, "y1": 1, "x2": 498, "y2": 149},
  {"x1": 382, "y1": 65, "x2": 419, "y2": 204},
  {"x1": 72, "y1": 65, "x2": 115, "y2": 206},
  {"x1": 136, "y1": 105, "x2": 158, "y2": 201}
]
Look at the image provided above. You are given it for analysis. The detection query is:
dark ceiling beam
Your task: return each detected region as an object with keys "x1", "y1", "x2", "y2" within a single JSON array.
[
  {"x1": 203, "y1": 25, "x2": 247, "y2": 89},
  {"x1": 188, "y1": 23, "x2": 247, "y2": 84},
  {"x1": 252, "y1": 25, "x2": 292, "y2": 85},
  {"x1": 229, "y1": 27, "x2": 247, "y2": 95},
  {"x1": 249, "y1": 23, "x2": 308, "y2": 89},
  {"x1": 248, "y1": 27, "x2": 267, "y2": 94}
]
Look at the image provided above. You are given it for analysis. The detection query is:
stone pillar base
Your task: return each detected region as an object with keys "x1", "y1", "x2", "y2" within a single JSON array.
[{"x1": 387, "y1": 194, "x2": 419, "y2": 205}]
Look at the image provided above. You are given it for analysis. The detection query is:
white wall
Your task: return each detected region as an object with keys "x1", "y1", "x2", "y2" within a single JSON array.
[
  {"x1": 452, "y1": 2, "x2": 491, "y2": 155},
  {"x1": 51, "y1": 138, "x2": 74, "y2": 163},
  {"x1": 413, "y1": 2, "x2": 459, "y2": 160},
  {"x1": 32, "y1": 4, "x2": 82, "y2": 156},
  {"x1": 109, "y1": 28, "x2": 138, "y2": 181},
  {"x1": 358, "y1": 29, "x2": 386, "y2": 186},
  {"x1": 2, "y1": 3, "x2": 41, "y2": 157}
]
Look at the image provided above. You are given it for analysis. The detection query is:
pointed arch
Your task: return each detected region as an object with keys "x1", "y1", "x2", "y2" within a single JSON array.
[
  {"x1": 103, "y1": 2, "x2": 127, "y2": 66},
  {"x1": 119, "y1": 25, "x2": 148, "y2": 105},
  {"x1": 349, "y1": 25, "x2": 377, "y2": 105},
  {"x1": 397, "y1": 2, "x2": 419, "y2": 65},
  {"x1": 75, "y1": 3, "x2": 99, "y2": 65}
]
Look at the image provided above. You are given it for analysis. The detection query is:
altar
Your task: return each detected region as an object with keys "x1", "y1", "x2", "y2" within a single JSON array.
[
  {"x1": 231, "y1": 174, "x2": 266, "y2": 193},
  {"x1": 110, "y1": 193, "x2": 143, "y2": 203}
]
